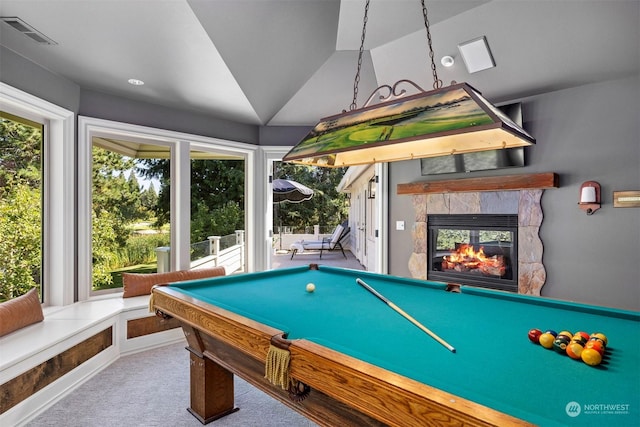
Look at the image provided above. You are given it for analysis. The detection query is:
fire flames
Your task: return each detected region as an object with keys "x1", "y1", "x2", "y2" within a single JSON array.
[{"x1": 442, "y1": 244, "x2": 506, "y2": 277}]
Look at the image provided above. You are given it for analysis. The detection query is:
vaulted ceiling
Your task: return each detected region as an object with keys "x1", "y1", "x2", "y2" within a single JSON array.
[{"x1": 1, "y1": 1, "x2": 638, "y2": 127}]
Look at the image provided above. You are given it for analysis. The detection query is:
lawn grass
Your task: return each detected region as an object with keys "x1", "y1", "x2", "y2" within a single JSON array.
[{"x1": 94, "y1": 264, "x2": 157, "y2": 290}]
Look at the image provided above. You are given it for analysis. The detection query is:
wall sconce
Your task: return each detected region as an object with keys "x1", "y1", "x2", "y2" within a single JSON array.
[
  {"x1": 344, "y1": 192, "x2": 351, "y2": 207},
  {"x1": 578, "y1": 181, "x2": 601, "y2": 215},
  {"x1": 368, "y1": 176, "x2": 377, "y2": 199}
]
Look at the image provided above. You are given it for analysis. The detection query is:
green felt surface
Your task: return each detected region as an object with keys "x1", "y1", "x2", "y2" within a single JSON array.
[{"x1": 170, "y1": 265, "x2": 640, "y2": 426}]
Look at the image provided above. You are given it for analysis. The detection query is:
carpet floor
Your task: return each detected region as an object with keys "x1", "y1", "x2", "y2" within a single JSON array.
[{"x1": 25, "y1": 342, "x2": 319, "y2": 427}]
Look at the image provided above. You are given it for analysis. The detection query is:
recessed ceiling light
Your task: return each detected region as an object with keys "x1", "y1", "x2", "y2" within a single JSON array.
[
  {"x1": 128, "y1": 78, "x2": 145, "y2": 86},
  {"x1": 441, "y1": 56, "x2": 455, "y2": 67}
]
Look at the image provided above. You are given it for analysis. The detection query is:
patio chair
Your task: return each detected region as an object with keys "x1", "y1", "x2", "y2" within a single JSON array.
[{"x1": 290, "y1": 222, "x2": 350, "y2": 260}]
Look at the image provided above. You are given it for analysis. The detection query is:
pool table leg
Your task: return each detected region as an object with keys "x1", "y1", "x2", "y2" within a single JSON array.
[{"x1": 186, "y1": 345, "x2": 239, "y2": 424}]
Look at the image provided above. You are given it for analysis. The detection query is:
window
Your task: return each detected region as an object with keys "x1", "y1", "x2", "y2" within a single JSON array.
[
  {"x1": 90, "y1": 143, "x2": 170, "y2": 294},
  {"x1": 0, "y1": 112, "x2": 43, "y2": 302},
  {"x1": 190, "y1": 153, "x2": 245, "y2": 272},
  {"x1": 78, "y1": 117, "x2": 256, "y2": 300},
  {"x1": 0, "y1": 82, "x2": 75, "y2": 307}
]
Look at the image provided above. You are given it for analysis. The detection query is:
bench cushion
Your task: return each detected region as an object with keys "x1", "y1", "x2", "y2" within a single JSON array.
[
  {"x1": 122, "y1": 267, "x2": 226, "y2": 298},
  {"x1": 0, "y1": 288, "x2": 44, "y2": 337}
]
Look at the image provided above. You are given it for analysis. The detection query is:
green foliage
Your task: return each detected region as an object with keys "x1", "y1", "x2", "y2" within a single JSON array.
[
  {"x1": 0, "y1": 117, "x2": 42, "y2": 301},
  {"x1": 91, "y1": 209, "x2": 119, "y2": 289},
  {"x1": 274, "y1": 162, "x2": 348, "y2": 230},
  {"x1": 137, "y1": 158, "x2": 246, "y2": 239},
  {"x1": 92, "y1": 147, "x2": 147, "y2": 230},
  {"x1": 90, "y1": 147, "x2": 167, "y2": 290},
  {"x1": 0, "y1": 117, "x2": 42, "y2": 192},
  {"x1": 140, "y1": 185, "x2": 159, "y2": 212},
  {"x1": 191, "y1": 159, "x2": 245, "y2": 208},
  {"x1": 0, "y1": 182, "x2": 41, "y2": 301},
  {"x1": 92, "y1": 210, "x2": 170, "y2": 291},
  {"x1": 191, "y1": 200, "x2": 243, "y2": 243},
  {"x1": 118, "y1": 233, "x2": 170, "y2": 266},
  {"x1": 135, "y1": 158, "x2": 170, "y2": 226}
]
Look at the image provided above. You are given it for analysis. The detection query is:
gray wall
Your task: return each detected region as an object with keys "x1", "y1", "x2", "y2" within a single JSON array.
[
  {"x1": 1, "y1": 46, "x2": 80, "y2": 113},
  {"x1": 388, "y1": 76, "x2": 640, "y2": 311},
  {"x1": 1, "y1": 46, "x2": 258, "y2": 144},
  {"x1": 81, "y1": 89, "x2": 258, "y2": 144},
  {"x1": 258, "y1": 125, "x2": 312, "y2": 147}
]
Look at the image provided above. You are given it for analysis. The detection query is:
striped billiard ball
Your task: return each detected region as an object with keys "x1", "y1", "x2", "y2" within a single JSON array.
[
  {"x1": 566, "y1": 342, "x2": 584, "y2": 360},
  {"x1": 553, "y1": 336, "x2": 571, "y2": 354}
]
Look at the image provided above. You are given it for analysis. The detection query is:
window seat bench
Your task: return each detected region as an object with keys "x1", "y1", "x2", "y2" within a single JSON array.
[{"x1": 0, "y1": 295, "x2": 184, "y2": 426}]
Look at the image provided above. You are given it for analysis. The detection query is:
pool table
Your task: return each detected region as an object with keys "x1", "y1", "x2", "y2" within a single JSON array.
[{"x1": 151, "y1": 264, "x2": 639, "y2": 426}]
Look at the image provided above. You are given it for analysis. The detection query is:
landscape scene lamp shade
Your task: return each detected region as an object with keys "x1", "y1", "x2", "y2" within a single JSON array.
[{"x1": 282, "y1": 82, "x2": 535, "y2": 168}]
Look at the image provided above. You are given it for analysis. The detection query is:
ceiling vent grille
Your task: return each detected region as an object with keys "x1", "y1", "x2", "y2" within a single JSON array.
[{"x1": 1, "y1": 16, "x2": 57, "y2": 45}]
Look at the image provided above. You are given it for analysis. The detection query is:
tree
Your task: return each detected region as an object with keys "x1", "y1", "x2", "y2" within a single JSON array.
[
  {"x1": 92, "y1": 147, "x2": 146, "y2": 246},
  {"x1": 0, "y1": 117, "x2": 42, "y2": 300},
  {"x1": 137, "y1": 158, "x2": 246, "y2": 241},
  {"x1": 136, "y1": 158, "x2": 171, "y2": 226},
  {"x1": 140, "y1": 185, "x2": 159, "y2": 212},
  {"x1": 0, "y1": 182, "x2": 41, "y2": 300},
  {"x1": 274, "y1": 162, "x2": 348, "y2": 230},
  {"x1": 90, "y1": 147, "x2": 162, "y2": 289},
  {"x1": 0, "y1": 117, "x2": 42, "y2": 192}
]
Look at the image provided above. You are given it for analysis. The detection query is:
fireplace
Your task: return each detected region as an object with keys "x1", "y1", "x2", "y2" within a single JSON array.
[{"x1": 428, "y1": 214, "x2": 518, "y2": 292}]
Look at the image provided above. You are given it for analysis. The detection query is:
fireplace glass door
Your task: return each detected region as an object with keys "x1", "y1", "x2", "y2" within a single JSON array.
[{"x1": 428, "y1": 214, "x2": 518, "y2": 292}]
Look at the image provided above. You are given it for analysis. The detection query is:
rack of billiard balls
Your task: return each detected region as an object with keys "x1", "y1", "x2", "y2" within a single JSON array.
[{"x1": 528, "y1": 329, "x2": 608, "y2": 366}]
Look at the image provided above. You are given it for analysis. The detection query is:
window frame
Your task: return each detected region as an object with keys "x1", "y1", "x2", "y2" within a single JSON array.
[
  {"x1": 77, "y1": 116, "x2": 257, "y2": 301},
  {"x1": 0, "y1": 82, "x2": 75, "y2": 307}
]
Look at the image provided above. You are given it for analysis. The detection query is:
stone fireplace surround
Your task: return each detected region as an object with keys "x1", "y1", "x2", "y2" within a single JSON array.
[{"x1": 398, "y1": 173, "x2": 559, "y2": 296}]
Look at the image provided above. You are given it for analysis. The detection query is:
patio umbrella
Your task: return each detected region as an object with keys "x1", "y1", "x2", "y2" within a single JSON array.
[
  {"x1": 272, "y1": 179, "x2": 314, "y2": 203},
  {"x1": 273, "y1": 179, "x2": 314, "y2": 250}
]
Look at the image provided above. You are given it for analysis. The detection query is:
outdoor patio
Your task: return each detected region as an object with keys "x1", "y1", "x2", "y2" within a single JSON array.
[{"x1": 271, "y1": 249, "x2": 364, "y2": 271}]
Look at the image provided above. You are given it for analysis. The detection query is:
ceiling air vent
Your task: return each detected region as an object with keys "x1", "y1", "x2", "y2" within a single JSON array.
[{"x1": 1, "y1": 16, "x2": 57, "y2": 45}]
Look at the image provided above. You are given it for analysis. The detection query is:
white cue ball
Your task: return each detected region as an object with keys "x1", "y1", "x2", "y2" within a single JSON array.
[{"x1": 306, "y1": 283, "x2": 316, "y2": 293}]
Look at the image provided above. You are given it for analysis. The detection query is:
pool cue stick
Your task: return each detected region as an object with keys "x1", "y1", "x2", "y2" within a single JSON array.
[{"x1": 356, "y1": 278, "x2": 456, "y2": 353}]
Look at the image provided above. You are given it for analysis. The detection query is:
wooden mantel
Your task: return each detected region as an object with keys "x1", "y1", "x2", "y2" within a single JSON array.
[{"x1": 397, "y1": 172, "x2": 559, "y2": 195}]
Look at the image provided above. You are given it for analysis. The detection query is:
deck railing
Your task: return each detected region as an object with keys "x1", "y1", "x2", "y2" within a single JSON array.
[{"x1": 155, "y1": 230, "x2": 245, "y2": 274}]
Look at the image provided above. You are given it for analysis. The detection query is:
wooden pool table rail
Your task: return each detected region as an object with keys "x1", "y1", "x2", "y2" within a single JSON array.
[{"x1": 152, "y1": 286, "x2": 532, "y2": 426}]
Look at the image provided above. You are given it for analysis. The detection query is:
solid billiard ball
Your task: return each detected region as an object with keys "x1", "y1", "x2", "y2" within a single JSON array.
[
  {"x1": 528, "y1": 328, "x2": 543, "y2": 344},
  {"x1": 544, "y1": 329, "x2": 558, "y2": 338},
  {"x1": 581, "y1": 348, "x2": 603, "y2": 366},
  {"x1": 539, "y1": 332, "x2": 555, "y2": 349},
  {"x1": 566, "y1": 342, "x2": 584, "y2": 360},
  {"x1": 306, "y1": 283, "x2": 316, "y2": 293}
]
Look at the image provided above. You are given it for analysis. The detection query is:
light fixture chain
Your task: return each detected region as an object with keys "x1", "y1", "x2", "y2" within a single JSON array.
[
  {"x1": 350, "y1": 0, "x2": 370, "y2": 111},
  {"x1": 420, "y1": 0, "x2": 443, "y2": 89}
]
